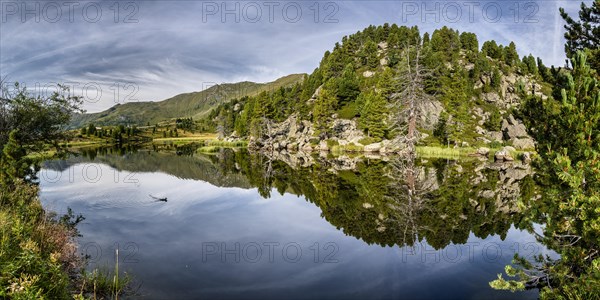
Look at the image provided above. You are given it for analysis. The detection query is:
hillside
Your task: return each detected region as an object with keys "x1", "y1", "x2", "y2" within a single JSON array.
[
  {"x1": 69, "y1": 73, "x2": 305, "y2": 128},
  {"x1": 207, "y1": 24, "x2": 556, "y2": 153}
]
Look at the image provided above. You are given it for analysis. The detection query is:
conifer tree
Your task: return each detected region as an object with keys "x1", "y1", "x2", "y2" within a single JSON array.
[
  {"x1": 504, "y1": 42, "x2": 519, "y2": 66},
  {"x1": 359, "y1": 91, "x2": 387, "y2": 140},
  {"x1": 377, "y1": 67, "x2": 396, "y2": 99},
  {"x1": 361, "y1": 38, "x2": 379, "y2": 69},
  {"x1": 312, "y1": 88, "x2": 337, "y2": 137},
  {"x1": 492, "y1": 51, "x2": 600, "y2": 298},
  {"x1": 560, "y1": 1, "x2": 600, "y2": 71},
  {"x1": 336, "y1": 63, "x2": 360, "y2": 105}
]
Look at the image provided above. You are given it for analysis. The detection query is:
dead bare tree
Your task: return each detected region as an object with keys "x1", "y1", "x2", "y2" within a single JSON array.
[
  {"x1": 385, "y1": 42, "x2": 437, "y2": 246},
  {"x1": 389, "y1": 42, "x2": 434, "y2": 158}
]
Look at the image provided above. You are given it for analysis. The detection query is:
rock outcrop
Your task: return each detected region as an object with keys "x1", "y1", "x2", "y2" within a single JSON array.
[
  {"x1": 249, "y1": 113, "x2": 409, "y2": 154},
  {"x1": 501, "y1": 115, "x2": 535, "y2": 150}
]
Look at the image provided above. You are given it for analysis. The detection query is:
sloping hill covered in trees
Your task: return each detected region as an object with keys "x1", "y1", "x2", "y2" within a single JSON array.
[
  {"x1": 70, "y1": 74, "x2": 305, "y2": 128},
  {"x1": 207, "y1": 24, "x2": 556, "y2": 151}
]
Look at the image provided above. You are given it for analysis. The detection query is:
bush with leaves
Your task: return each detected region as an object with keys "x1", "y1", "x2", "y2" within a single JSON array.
[{"x1": 491, "y1": 52, "x2": 600, "y2": 298}]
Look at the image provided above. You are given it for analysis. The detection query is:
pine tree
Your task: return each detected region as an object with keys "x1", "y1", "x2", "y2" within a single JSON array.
[
  {"x1": 492, "y1": 51, "x2": 600, "y2": 298},
  {"x1": 504, "y1": 42, "x2": 519, "y2": 66},
  {"x1": 459, "y1": 32, "x2": 478, "y2": 53},
  {"x1": 560, "y1": 1, "x2": 600, "y2": 71},
  {"x1": 377, "y1": 67, "x2": 396, "y2": 99},
  {"x1": 522, "y1": 54, "x2": 538, "y2": 75},
  {"x1": 361, "y1": 38, "x2": 379, "y2": 69},
  {"x1": 481, "y1": 40, "x2": 501, "y2": 60},
  {"x1": 336, "y1": 63, "x2": 360, "y2": 105},
  {"x1": 491, "y1": 68, "x2": 502, "y2": 90},
  {"x1": 313, "y1": 88, "x2": 337, "y2": 137},
  {"x1": 359, "y1": 91, "x2": 387, "y2": 141}
]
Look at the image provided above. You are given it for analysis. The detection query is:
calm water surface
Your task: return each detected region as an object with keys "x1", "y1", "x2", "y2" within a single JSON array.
[{"x1": 39, "y1": 147, "x2": 548, "y2": 299}]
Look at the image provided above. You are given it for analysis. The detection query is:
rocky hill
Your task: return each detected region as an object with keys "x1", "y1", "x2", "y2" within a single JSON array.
[{"x1": 207, "y1": 24, "x2": 557, "y2": 153}]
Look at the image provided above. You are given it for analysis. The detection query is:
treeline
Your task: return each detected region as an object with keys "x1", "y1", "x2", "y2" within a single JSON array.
[{"x1": 206, "y1": 24, "x2": 556, "y2": 144}]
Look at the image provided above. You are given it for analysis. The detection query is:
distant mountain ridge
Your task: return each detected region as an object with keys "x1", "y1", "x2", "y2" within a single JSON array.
[{"x1": 69, "y1": 73, "x2": 305, "y2": 128}]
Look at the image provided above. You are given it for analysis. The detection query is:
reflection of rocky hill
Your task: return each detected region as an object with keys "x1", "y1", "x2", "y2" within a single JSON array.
[
  {"x1": 236, "y1": 151, "x2": 535, "y2": 249},
  {"x1": 42, "y1": 148, "x2": 252, "y2": 189}
]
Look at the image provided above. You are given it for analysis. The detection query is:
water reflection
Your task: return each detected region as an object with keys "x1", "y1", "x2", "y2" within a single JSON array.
[{"x1": 40, "y1": 146, "x2": 544, "y2": 299}]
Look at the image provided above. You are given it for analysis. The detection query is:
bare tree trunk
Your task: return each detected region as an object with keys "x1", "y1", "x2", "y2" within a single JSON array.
[
  {"x1": 389, "y1": 42, "x2": 433, "y2": 158},
  {"x1": 384, "y1": 42, "x2": 436, "y2": 245}
]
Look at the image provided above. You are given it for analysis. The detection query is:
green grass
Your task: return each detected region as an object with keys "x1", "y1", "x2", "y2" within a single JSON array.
[
  {"x1": 205, "y1": 140, "x2": 248, "y2": 147},
  {"x1": 330, "y1": 143, "x2": 365, "y2": 153},
  {"x1": 197, "y1": 146, "x2": 220, "y2": 153},
  {"x1": 74, "y1": 266, "x2": 132, "y2": 300},
  {"x1": 416, "y1": 146, "x2": 478, "y2": 158},
  {"x1": 358, "y1": 137, "x2": 379, "y2": 145}
]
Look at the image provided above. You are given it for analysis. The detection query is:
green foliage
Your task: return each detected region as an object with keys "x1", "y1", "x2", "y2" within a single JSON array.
[
  {"x1": 504, "y1": 42, "x2": 519, "y2": 66},
  {"x1": 313, "y1": 88, "x2": 337, "y2": 136},
  {"x1": 433, "y1": 112, "x2": 448, "y2": 144},
  {"x1": 459, "y1": 32, "x2": 478, "y2": 54},
  {"x1": 1, "y1": 83, "x2": 83, "y2": 154},
  {"x1": 0, "y1": 81, "x2": 90, "y2": 299},
  {"x1": 490, "y1": 69, "x2": 502, "y2": 90},
  {"x1": 494, "y1": 52, "x2": 600, "y2": 298},
  {"x1": 430, "y1": 27, "x2": 461, "y2": 62},
  {"x1": 333, "y1": 64, "x2": 361, "y2": 106},
  {"x1": 360, "y1": 38, "x2": 379, "y2": 69},
  {"x1": 377, "y1": 67, "x2": 396, "y2": 99},
  {"x1": 482, "y1": 40, "x2": 503, "y2": 60},
  {"x1": 0, "y1": 181, "x2": 77, "y2": 299},
  {"x1": 337, "y1": 102, "x2": 359, "y2": 119},
  {"x1": 560, "y1": 1, "x2": 600, "y2": 71},
  {"x1": 522, "y1": 54, "x2": 538, "y2": 75},
  {"x1": 484, "y1": 109, "x2": 502, "y2": 131},
  {"x1": 358, "y1": 137, "x2": 378, "y2": 145},
  {"x1": 358, "y1": 91, "x2": 387, "y2": 141}
]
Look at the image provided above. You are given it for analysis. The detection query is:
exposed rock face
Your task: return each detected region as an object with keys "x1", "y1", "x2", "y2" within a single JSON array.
[
  {"x1": 416, "y1": 99, "x2": 445, "y2": 131},
  {"x1": 502, "y1": 115, "x2": 528, "y2": 139},
  {"x1": 521, "y1": 152, "x2": 532, "y2": 164},
  {"x1": 502, "y1": 115, "x2": 535, "y2": 150},
  {"x1": 495, "y1": 146, "x2": 515, "y2": 161},
  {"x1": 483, "y1": 92, "x2": 501, "y2": 103},
  {"x1": 331, "y1": 119, "x2": 364, "y2": 144},
  {"x1": 250, "y1": 113, "x2": 410, "y2": 154}
]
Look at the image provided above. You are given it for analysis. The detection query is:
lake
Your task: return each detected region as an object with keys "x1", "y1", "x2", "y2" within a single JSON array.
[{"x1": 39, "y1": 146, "x2": 549, "y2": 299}]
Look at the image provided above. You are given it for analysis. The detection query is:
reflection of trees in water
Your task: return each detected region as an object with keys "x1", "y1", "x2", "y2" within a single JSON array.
[
  {"x1": 238, "y1": 151, "x2": 534, "y2": 249},
  {"x1": 52, "y1": 146, "x2": 534, "y2": 249}
]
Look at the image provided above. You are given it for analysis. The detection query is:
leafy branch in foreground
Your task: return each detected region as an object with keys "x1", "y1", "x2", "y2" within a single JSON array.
[{"x1": 490, "y1": 51, "x2": 600, "y2": 299}]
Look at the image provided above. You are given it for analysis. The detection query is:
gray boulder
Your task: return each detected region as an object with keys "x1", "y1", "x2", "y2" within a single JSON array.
[{"x1": 495, "y1": 147, "x2": 515, "y2": 161}]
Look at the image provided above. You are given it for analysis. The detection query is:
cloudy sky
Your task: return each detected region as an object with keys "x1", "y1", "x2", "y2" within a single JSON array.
[{"x1": 0, "y1": 0, "x2": 586, "y2": 112}]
